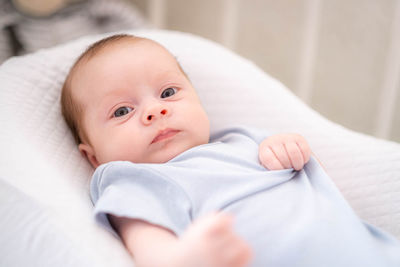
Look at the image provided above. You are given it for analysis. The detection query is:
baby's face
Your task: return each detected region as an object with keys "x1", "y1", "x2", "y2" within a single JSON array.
[{"x1": 72, "y1": 39, "x2": 210, "y2": 168}]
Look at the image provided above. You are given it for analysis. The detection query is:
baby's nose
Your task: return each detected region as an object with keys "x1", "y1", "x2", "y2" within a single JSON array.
[
  {"x1": 146, "y1": 109, "x2": 168, "y2": 121},
  {"x1": 142, "y1": 104, "x2": 169, "y2": 124}
]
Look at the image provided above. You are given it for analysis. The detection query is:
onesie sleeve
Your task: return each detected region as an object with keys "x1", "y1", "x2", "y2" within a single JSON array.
[{"x1": 90, "y1": 161, "x2": 193, "y2": 238}]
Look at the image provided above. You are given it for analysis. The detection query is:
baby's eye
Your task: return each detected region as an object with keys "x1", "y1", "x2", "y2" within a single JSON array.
[
  {"x1": 161, "y1": 87, "x2": 177, "y2": 98},
  {"x1": 113, "y1": 106, "x2": 133, "y2": 117}
]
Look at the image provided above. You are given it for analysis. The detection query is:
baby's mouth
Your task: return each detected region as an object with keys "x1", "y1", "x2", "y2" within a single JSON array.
[{"x1": 151, "y1": 129, "x2": 181, "y2": 144}]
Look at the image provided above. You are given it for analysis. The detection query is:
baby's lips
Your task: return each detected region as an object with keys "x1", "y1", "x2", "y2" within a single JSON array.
[{"x1": 151, "y1": 128, "x2": 180, "y2": 143}]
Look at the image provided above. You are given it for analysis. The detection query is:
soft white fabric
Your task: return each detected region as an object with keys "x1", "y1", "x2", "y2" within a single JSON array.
[{"x1": 0, "y1": 29, "x2": 399, "y2": 267}]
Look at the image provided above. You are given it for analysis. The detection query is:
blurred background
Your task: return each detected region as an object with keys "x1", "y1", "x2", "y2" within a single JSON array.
[{"x1": 1, "y1": 0, "x2": 399, "y2": 143}]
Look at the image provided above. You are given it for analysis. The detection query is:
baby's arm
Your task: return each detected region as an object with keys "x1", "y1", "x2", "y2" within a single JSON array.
[
  {"x1": 258, "y1": 133, "x2": 312, "y2": 171},
  {"x1": 109, "y1": 212, "x2": 252, "y2": 267}
]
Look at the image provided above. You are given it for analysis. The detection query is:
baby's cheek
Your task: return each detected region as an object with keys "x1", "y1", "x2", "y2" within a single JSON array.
[
  {"x1": 98, "y1": 142, "x2": 130, "y2": 163},
  {"x1": 96, "y1": 147, "x2": 114, "y2": 165}
]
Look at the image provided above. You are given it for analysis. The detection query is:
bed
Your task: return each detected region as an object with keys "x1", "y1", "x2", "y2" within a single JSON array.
[{"x1": 0, "y1": 29, "x2": 399, "y2": 267}]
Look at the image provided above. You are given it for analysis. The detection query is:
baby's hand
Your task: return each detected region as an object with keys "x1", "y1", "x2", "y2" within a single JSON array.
[
  {"x1": 258, "y1": 133, "x2": 311, "y2": 171},
  {"x1": 173, "y1": 212, "x2": 252, "y2": 267}
]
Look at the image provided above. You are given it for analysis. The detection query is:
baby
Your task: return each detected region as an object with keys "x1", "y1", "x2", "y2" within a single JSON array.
[{"x1": 61, "y1": 34, "x2": 400, "y2": 267}]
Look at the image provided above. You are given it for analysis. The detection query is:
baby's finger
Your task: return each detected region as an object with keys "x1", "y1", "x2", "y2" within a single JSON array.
[
  {"x1": 222, "y1": 236, "x2": 252, "y2": 267},
  {"x1": 285, "y1": 142, "x2": 304, "y2": 171},
  {"x1": 270, "y1": 144, "x2": 292, "y2": 169},
  {"x1": 260, "y1": 147, "x2": 284, "y2": 170},
  {"x1": 204, "y1": 212, "x2": 234, "y2": 236},
  {"x1": 295, "y1": 137, "x2": 311, "y2": 164}
]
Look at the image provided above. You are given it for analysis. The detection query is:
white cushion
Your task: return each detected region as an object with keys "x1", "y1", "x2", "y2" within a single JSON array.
[{"x1": 0, "y1": 29, "x2": 399, "y2": 266}]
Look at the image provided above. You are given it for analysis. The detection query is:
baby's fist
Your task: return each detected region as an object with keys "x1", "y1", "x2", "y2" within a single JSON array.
[
  {"x1": 177, "y1": 213, "x2": 252, "y2": 267},
  {"x1": 258, "y1": 133, "x2": 311, "y2": 171}
]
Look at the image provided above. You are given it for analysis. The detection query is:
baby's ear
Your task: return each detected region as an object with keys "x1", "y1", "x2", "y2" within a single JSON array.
[{"x1": 79, "y1": 143, "x2": 99, "y2": 168}]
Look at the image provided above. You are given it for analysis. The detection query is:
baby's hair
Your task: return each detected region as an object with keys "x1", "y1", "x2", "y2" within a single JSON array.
[{"x1": 61, "y1": 34, "x2": 188, "y2": 145}]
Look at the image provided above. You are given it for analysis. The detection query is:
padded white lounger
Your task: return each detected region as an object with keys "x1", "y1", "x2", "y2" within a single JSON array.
[{"x1": 0, "y1": 30, "x2": 399, "y2": 267}]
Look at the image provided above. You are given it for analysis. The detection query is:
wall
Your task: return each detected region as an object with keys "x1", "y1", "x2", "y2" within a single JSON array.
[{"x1": 129, "y1": 0, "x2": 400, "y2": 142}]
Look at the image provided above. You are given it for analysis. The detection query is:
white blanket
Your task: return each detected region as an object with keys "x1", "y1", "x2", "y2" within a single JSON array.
[{"x1": 0, "y1": 29, "x2": 399, "y2": 267}]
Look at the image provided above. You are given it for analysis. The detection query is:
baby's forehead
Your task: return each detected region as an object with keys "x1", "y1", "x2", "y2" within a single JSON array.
[
  {"x1": 69, "y1": 37, "x2": 184, "y2": 98},
  {"x1": 79, "y1": 38, "x2": 179, "y2": 74},
  {"x1": 87, "y1": 37, "x2": 169, "y2": 60},
  {"x1": 75, "y1": 38, "x2": 184, "y2": 79}
]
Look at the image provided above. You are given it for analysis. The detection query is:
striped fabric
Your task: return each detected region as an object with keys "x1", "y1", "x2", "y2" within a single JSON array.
[{"x1": 0, "y1": 0, "x2": 149, "y2": 63}]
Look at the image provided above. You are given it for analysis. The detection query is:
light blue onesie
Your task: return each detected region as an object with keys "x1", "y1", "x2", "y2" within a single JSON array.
[{"x1": 91, "y1": 126, "x2": 400, "y2": 266}]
